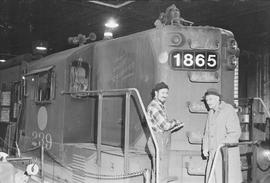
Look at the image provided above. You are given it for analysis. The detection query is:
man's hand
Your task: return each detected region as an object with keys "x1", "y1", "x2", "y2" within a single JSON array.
[
  {"x1": 203, "y1": 150, "x2": 209, "y2": 158},
  {"x1": 175, "y1": 120, "x2": 184, "y2": 127}
]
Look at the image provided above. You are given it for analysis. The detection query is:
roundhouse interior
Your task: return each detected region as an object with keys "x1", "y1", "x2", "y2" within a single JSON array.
[{"x1": 0, "y1": 1, "x2": 270, "y2": 183}]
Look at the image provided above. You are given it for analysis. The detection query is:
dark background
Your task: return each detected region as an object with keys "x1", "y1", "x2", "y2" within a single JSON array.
[{"x1": 1, "y1": 1, "x2": 269, "y2": 63}]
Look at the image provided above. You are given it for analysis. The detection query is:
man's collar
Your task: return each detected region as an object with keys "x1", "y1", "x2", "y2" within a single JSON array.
[
  {"x1": 154, "y1": 98, "x2": 165, "y2": 107},
  {"x1": 214, "y1": 101, "x2": 225, "y2": 112}
]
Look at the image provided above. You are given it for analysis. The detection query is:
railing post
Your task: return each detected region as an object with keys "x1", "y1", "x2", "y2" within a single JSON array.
[
  {"x1": 124, "y1": 92, "x2": 131, "y2": 174},
  {"x1": 97, "y1": 93, "x2": 103, "y2": 167},
  {"x1": 248, "y1": 99, "x2": 258, "y2": 183},
  {"x1": 41, "y1": 144, "x2": 44, "y2": 183},
  {"x1": 248, "y1": 98, "x2": 253, "y2": 141},
  {"x1": 221, "y1": 146, "x2": 229, "y2": 183},
  {"x1": 7, "y1": 123, "x2": 11, "y2": 155},
  {"x1": 251, "y1": 143, "x2": 257, "y2": 183},
  {"x1": 143, "y1": 169, "x2": 151, "y2": 183}
]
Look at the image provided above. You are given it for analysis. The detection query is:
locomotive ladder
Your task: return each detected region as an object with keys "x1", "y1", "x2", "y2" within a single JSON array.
[{"x1": 62, "y1": 88, "x2": 160, "y2": 183}]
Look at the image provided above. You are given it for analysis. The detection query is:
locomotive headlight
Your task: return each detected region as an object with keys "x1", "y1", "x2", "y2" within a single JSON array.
[
  {"x1": 158, "y1": 52, "x2": 169, "y2": 64},
  {"x1": 170, "y1": 33, "x2": 184, "y2": 46},
  {"x1": 226, "y1": 55, "x2": 238, "y2": 70},
  {"x1": 229, "y1": 55, "x2": 239, "y2": 66},
  {"x1": 227, "y1": 38, "x2": 239, "y2": 54},
  {"x1": 225, "y1": 38, "x2": 239, "y2": 70},
  {"x1": 229, "y1": 39, "x2": 238, "y2": 50},
  {"x1": 171, "y1": 35, "x2": 181, "y2": 44}
]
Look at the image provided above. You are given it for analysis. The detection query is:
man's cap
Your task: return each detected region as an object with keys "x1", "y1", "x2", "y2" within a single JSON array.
[
  {"x1": 204, "y1": 88, "x2": 221, "y2": 98},
  {"x1": 153, "y1": 82, "x2": 169, "y2": 92}
]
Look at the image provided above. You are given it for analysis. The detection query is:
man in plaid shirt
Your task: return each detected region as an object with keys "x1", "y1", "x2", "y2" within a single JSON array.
[{"x1": 147, "y1": 82, "x2": 183, "y2": 182}]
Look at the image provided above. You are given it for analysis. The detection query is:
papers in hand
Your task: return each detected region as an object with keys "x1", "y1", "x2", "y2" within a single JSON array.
[{"x1": 170, "y1": 122, "x2": 184, "y2": 132}]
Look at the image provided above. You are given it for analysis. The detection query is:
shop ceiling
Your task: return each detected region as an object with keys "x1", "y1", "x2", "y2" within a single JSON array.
[{"x1": 0, "y1": 0, "x2": 270, "y2": 69}]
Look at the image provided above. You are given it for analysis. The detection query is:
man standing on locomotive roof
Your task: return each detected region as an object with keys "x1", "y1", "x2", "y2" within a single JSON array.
[
  {"x1": 202, "y1": 88, "x2": 242, "y2": 183},
  {"x1": 147, "y1": 82, "x2": 184, "y2": 182}
]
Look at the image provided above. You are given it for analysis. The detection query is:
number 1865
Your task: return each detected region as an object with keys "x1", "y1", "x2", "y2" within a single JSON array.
[{"x1": 171, "y1": 51, "x2": 218, "y2": 70}]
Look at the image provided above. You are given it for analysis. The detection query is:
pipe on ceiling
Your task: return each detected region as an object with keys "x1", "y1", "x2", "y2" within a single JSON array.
[{"x1": 88, "y1": 1, "x2": 135, "y2": 9}]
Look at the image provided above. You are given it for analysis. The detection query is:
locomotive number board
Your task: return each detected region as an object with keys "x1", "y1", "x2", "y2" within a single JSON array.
[{"x1": 170, "y1": 50, "x2": 218, "y2": 70}]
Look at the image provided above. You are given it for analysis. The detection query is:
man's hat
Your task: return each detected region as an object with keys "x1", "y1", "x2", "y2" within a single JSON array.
[
  {"x1": 151, "y1": 82, "x2": 169, "y2": 99},
  {"x1": 204, "y1": 88, "x2": 221, "y2": 98},
  {"x1": 153, "y1": 82, "x2": 169, "y2": 92}
]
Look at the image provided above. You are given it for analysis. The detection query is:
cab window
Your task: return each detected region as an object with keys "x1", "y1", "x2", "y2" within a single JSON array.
[
  {"x1": 24, "y1": 66, "x2": 55, "y2": 103},
  {"x1": 36, "y1": 71, "x2": 54, "y2": 101},
  {"x1": 69, "y1": 58, "x2": 91, "y2": 93}
]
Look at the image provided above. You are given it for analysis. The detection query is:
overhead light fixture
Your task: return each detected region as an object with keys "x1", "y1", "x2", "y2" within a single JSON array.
[
  {"x1": 105, "y1": 18, "x2": 119, "y2": 29},
  {"x1": 0, "y1": 59, "x2": 6, "y2": 63},
  {"x1": 36, "y1": 45, "x2": 47, "y2": 51},
  {"x1": 33, "y1": 40, "x2": 48, "y2": 55},
  {"x1": 104, "y1": 18, "x2": 118, "y2": 40},
  {"x1": 104, "y1": 29, "x2": 113, "y2": 40}
]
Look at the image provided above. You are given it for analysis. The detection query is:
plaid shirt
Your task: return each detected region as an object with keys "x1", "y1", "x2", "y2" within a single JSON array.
[{"x1": 147, "y1": 99, "x2": 175, "y2": 132}]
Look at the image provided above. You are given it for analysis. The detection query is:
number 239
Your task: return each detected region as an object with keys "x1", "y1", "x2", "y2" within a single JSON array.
[{"x1": 32, "y1": 131, "x2": 53, "y2": 150}]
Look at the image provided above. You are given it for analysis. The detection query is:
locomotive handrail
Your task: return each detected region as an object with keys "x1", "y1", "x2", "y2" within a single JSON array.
[
  {"x1": 61, "y1": 88, "x2": 160, "y2": 183},
  {"x1": 235, "y1": 97, "x2": 270, "y2": 118},
  {"x1": 208, "y1": 141, "x2": 259, "y2": 183},
  {"x1": 253, "y1": 97, "x2": 270, "y2": 118}
]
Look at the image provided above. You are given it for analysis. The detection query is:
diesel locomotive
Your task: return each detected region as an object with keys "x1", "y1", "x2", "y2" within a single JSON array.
[{"x1": 1, "y1": 7, "x2": 269, "y2": 183}]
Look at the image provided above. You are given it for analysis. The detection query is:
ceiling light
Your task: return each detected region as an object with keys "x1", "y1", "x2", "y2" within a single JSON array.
[
  {"x1": 36, "y1": 46, "x2": 47, "y2": 51},
  {"x1": 104, "y1": 30, "x2": 113, "y2": 40},
  {"x1": 104, "y1": 31, "x2": 113, "y2": 37},
  {"x1": 33, "y1": 40, "x2": 48, "y2": 55},
  {"x1": 0, "y1": 59, "x2": 6, "y2": 63},
  {"x1": 105, "y1": 18, "x2": 119, "y2": 29}
]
